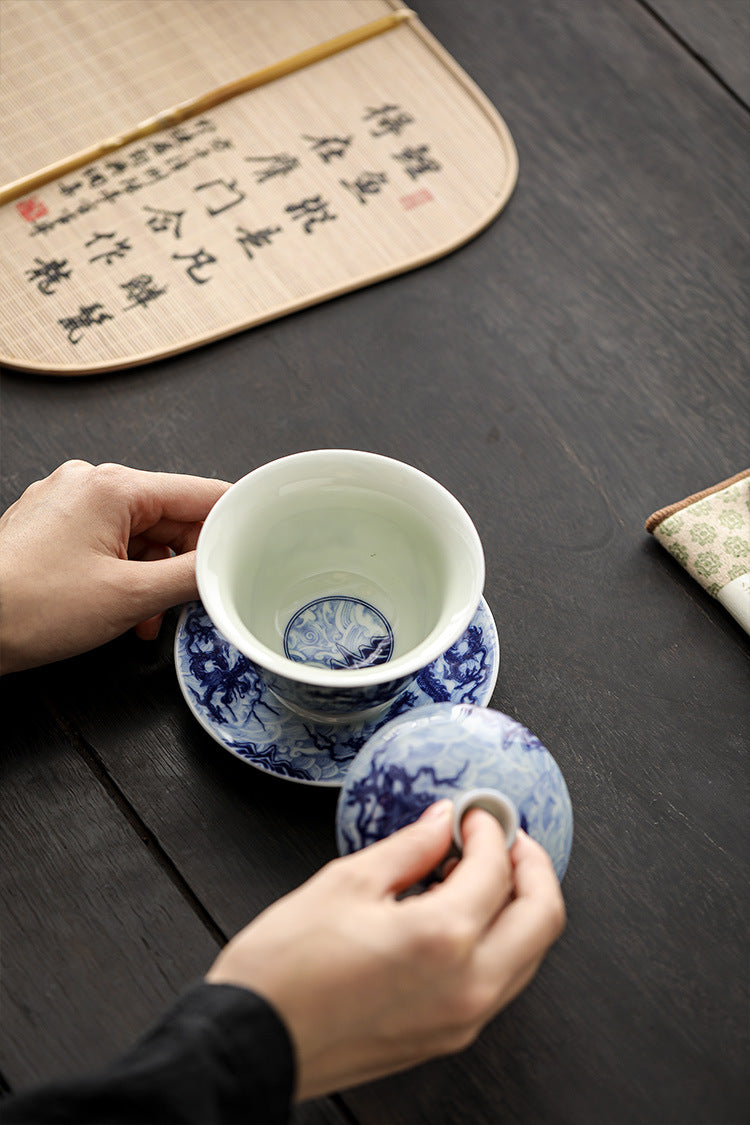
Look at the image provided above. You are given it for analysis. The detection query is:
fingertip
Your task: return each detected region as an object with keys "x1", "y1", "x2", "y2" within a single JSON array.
[
  {"x1": 510, "y1": 829, "x2": 551, "y2": 865},
  {"x1": 419, "y1": 798, "x2": 453, "y2": 823},
  {"x1": 460, "y1": 806, "x2": 510, "y2": 851},
  {"x1": 130, "y1": 470, "x2": 233, "y2": 525},
  {"x1": 435, "y1": 807, "x2": 513, "y2": 922},
  {"x1": 135, "y1": 613, "x2": 164, "y2": 641},
  {"x1": 359, "y1": 801, "x2": 455, "y2": 896},
  {"x1": 510, "y1": 833, "x2": 565, "y2": 924}
]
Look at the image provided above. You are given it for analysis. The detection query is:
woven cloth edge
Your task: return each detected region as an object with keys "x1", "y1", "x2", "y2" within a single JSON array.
[{"x1": 644, "y1": 468, "x2": 750, "y2": 534}]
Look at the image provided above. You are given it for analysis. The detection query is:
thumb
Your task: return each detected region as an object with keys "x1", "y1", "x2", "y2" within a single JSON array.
[
  {"x1": 355, "y1": 799, "x2": 454, "y2": 897},
  {"x1": 125, "y1": 551, "x2": 199, "y2": 624}
]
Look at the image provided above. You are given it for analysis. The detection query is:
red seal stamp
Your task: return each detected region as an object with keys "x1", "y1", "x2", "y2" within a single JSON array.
[
  {"x1": 16, "y1": 196, "x2": 48, "y2": 222},
  {"x1": 399, "y1": 187, "x2": 434, "y2": 211}
]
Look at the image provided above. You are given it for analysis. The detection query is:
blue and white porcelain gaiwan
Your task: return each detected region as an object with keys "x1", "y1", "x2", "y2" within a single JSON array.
[{"x1": 335, "y1": 703, "x2": 573, "y2": 880}]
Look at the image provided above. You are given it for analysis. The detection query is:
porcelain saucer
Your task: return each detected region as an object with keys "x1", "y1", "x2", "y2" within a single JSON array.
[{"x1": 174, "y1": 599, "x2": 499, "y2": 787}]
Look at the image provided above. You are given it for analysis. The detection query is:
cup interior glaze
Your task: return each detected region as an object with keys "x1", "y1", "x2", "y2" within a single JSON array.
[{"x1": 196, "y1": 450, "x2": 484, "y2": 720}]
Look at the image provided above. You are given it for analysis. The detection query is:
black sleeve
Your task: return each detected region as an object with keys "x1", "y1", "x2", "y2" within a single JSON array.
[{"x1": 0, "y1": 982, "x2": 295, "y2": 1124}]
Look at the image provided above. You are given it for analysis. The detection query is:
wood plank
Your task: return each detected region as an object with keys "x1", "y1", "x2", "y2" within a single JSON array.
[
  {"x1": 642, "y1": 0, "x2": 750, "y2": 104},
  {"x1": 0, "y1": 668, "x2": 219, "y2": 1089},
  {"x1": 34, "y1": 627, "x2": 342, "y2": 927},
  {"x1": 0, "y1": 671, "x2": 360, "y2": 1123}
]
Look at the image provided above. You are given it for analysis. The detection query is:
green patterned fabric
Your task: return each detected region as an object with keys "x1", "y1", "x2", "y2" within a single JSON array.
[
  {"x1": 653, "y1": 477, "x2": 750, "y2": 596},
  {"x1": 647, "y1": 471, "x2": 750, "y2": 633}
]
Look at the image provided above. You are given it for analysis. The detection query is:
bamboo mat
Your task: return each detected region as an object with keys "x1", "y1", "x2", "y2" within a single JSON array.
[{"x1": 0, "y1": 0, "x2": 517, "y2": 375}]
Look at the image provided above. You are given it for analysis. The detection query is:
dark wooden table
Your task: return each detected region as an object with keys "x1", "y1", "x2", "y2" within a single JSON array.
[{"x1": 2, "y1": 2, "x2": 748, "y2": 1122}]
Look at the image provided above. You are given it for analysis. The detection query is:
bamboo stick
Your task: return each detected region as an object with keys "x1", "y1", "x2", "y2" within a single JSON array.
[{"x1": 0, "y1": 8, "x2": 414, "y2": 208}]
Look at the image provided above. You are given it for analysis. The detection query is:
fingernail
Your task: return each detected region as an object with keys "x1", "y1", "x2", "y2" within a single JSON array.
[{"x1": 421, "y1": 798, "x2": 452, "y2": 821}]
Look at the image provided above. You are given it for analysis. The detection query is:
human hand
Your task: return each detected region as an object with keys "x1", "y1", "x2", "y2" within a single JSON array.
[
  {"x1": 0, "y1": 460, "x2": 230, "y2": 674},
  {"x1": 206, "y1": 800, "x2": 565, "y2": 1101}
]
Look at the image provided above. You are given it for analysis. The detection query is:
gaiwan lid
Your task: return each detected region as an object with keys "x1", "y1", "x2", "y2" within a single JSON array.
[{"x1": 335, "y1": 703, "x2": 573, "y2": 880}]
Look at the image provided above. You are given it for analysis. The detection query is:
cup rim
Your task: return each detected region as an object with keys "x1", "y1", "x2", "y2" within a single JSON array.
[{"x1": 196, "y1": 449, "x2": 485, "y2": 688}]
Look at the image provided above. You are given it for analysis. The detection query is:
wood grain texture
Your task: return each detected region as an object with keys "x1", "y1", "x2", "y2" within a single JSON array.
[
  {"x1": 643, "y1": 0, "x2": 750, "y2": 104},
  {"x1": 0, "y1": 656, "x2": 362, "y2": 1124},
  {"x1": 39, "y1": 625, "x2": 342, "y2": 936},
  {"x1": 0, "y1": 668, "x2": 219, "y2": 1089},
  {"x1": 1, "y1": 0, "x2": 748, "y2": 1122}
]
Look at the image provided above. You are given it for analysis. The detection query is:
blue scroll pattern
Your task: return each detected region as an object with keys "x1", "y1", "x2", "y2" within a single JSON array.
[
  {"x1": 283, "y1": 596, "x2": 394, "y2": 670},
  {"x1": 175, "y1": 599, "x2": 499, "y2": 787},
  {"x1": 336, "y1": 704, "x2": 573, "y2": 879}
]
